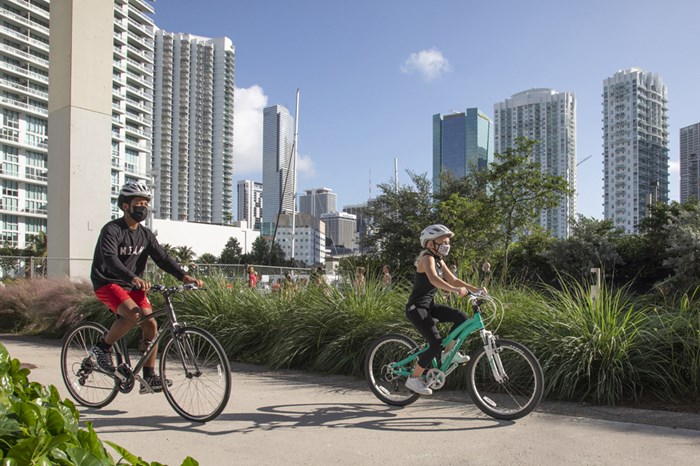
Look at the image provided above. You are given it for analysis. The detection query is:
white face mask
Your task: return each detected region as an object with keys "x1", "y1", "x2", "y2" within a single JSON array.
[{"x1": 437, "y1": 243, "x2": 451, "y2": 256}]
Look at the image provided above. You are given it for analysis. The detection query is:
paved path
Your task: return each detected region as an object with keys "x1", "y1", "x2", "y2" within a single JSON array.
[{"x1": 2, "y1": 335, "x2": 699, "y2": 466}]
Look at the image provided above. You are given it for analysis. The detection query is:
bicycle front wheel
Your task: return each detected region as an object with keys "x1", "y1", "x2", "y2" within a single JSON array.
[
  {"x1": 364, "y1": 334, "x2": 421, "y2": 407},
  {"x1": 160, "y1": 327, "x2": 231, "y2": 422},
  {"x1": 61, "y1": 321, "x2": 118, "y2": 408},
  {"x1": 467, "y1": 339, "x2": 543, "y2": 420}
]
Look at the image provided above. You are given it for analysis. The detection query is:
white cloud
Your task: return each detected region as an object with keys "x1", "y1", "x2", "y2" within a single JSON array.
[
  {"x1": 233, "y1": 85, "x2": 268, "y2": 176},
  {"x1": 401, "y1": 48, "x2": 451, "y2": 81},
  {"x1": 669, "y1": 160, "x2": 680, "y2": 174},
  {"x1": 296, "y1": 153, "x2": 316, "y2": 178}
]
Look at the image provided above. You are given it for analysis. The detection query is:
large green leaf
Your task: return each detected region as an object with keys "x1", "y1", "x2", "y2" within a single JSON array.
[
  {"x1": 45, "y1": 408, "x2": 65, "y2": 436},
  {"x1": 65, "y1": 447, "x2": 110, "y2": 466},
  {"x1": 0, "y1": 417, "x2": 20, "y2": 437},
  {"x1": 0, "y1": 343, "x2": 9, "y2": 364},
  {"x1": 6, "y1": 435, "x2": 44, "y2": 465}
]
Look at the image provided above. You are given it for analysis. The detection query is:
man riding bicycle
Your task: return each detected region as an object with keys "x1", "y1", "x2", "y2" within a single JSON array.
[{"x1": 90, "y1": 181, "x2": 203, "y2": 394}]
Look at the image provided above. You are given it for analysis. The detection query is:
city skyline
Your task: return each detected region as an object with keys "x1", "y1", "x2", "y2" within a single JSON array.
[{"x1": 154, "y1": 0, "x2": 700, "y2": 221}]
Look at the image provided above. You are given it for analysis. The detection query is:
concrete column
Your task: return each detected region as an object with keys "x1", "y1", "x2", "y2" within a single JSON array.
[{"x1": 47, "y1": 0, "x2": 114, "y2": 278}]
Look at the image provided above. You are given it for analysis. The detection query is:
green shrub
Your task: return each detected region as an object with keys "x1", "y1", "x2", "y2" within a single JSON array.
[
  {"x1": 0, "y1": 342, "x2": 198, "y2": 465},
  {"x1": 2, "y1": 275, "x2": 699, "y2": 407}
]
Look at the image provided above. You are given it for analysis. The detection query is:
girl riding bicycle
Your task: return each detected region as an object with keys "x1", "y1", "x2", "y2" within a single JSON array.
[{"x1": 404, "y1": 224, "x2": 485, "y2": 395}]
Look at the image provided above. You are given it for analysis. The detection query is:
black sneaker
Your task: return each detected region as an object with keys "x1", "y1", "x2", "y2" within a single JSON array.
[
  {"x1": 139, "y1": 375, "x2": 172, "y2": 394},
  {"x1": 89, "y1": 344, "x2": 115, "y2": 373}
]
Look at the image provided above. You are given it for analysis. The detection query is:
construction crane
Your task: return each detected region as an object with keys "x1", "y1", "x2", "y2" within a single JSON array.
[{"x1": 577, "y1": 155, "x2": 593, "y2": 166}]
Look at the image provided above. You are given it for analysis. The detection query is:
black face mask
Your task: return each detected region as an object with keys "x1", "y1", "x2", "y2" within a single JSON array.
[{"x1": 130, "y1": 206, "x2": 149, "y2": 223}]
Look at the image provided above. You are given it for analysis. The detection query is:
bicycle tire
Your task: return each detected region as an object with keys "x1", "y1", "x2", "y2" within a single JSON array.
[
  {"x1": 60, "y1": 321, "x2": 119, "y2": 408},
  {"x1": 160, "y1": 327, "x2": 231, "y2": 422},
  {"x1": 466, "y1": 339, "x2": 543, "y2": 420},
  {"x1": 364, "y1": 334, "x2": 421, "y2": 407}
]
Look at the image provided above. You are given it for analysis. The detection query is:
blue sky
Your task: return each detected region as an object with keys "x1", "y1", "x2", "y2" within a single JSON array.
[{"x1": 153, "y1": 0, "x2": 700, "y2": 220}]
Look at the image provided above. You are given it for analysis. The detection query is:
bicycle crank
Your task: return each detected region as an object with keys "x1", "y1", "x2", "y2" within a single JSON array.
[{"x1": 425, "y1": 368, "x2": 446, "y2": 390}]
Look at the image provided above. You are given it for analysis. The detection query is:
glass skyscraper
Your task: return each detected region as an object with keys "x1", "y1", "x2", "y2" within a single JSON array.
[
  {"x1": 262, "y1": 104, "x2": 295, "y2": 227},
  {"x1": 432, "y1": 108, "x2": 494, "y2": 193}
]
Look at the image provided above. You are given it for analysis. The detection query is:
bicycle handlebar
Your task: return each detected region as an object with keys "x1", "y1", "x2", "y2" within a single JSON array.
[{"x1": 149, "y1": 283, "x2": 204, "y2": 293}]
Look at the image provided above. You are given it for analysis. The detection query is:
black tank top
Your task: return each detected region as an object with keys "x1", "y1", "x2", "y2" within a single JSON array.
[{"x1": 406, "y1": 252, "x2": 443, "y2": 309}]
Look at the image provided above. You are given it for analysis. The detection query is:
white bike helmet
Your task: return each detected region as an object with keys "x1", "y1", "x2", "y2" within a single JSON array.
[
  {"x1": 119, "y1": 181, "x2": 151, "y2": 200},
  {"x1": 420, "y1": 224, "x2": 454, "y2": 248}
]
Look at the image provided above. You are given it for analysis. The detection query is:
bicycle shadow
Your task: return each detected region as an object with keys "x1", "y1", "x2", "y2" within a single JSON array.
[{"x1": 80, "y1": 402, "x2": 512, "y2": 435}]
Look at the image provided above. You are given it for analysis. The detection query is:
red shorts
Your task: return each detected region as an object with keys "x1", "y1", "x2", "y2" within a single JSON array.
[{"x1": 95, "y1": 284, "x2": 152, "y2": 313}]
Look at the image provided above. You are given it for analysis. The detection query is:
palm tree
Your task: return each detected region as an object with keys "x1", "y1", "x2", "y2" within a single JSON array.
[
  {"x1": 25, "y1": 231, "x2": 47, "y2": 257},
  {"x1": 173, "y1": 245, "x2": 196, "y2": 267}
]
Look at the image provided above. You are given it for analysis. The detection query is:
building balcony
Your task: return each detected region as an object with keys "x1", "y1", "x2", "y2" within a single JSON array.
[
  {"x1": 0, "y1": 43, "x2": 49, "y2": 68},
  {"x1": 0, "y1": 24, "x2": 49, "y2": 52},
  {"x1": 0, "y1": 95, "x2": 47, "y2": 116},
  {"x1": 127, "y1": 44, "x2": 154, "y2": 62},
  {"x1": 0, "y1": 77, "x2": 47, "y2": 100},
  {"x1": 127, "y1": 17, "x2": 152, "y2": 37},
  {"x1": 8, "y1": 0, "x2": 49, "y2": 20},
  {"x1": 114, "y1": 31, "x2": 127, "y2": 43},
  {"x1": 126, "y1": 71, "x2": 153, "y2": 89},
  {"x1": 0, "y1": 8, "x2": 49, "y2": 36}
]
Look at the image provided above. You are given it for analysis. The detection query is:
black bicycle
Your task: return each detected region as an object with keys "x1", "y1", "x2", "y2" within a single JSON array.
[{"x1": 60, "y1": 284, "x2": 231, "y2": 422}]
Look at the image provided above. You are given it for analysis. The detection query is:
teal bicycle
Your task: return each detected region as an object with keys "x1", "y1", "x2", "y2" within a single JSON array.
[{"x1": 364, "y1": 291, "x2": 543, "y2": 420}]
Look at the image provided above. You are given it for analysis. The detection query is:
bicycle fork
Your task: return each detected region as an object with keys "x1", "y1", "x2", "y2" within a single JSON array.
[{"x1": 480, "y1": 330, "x2": 507, "y2": 383}]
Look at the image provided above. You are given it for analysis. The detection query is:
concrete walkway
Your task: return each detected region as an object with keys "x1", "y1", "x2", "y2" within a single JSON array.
[{"x1": 2, "y1": 335, "x2": 699, "y2": 466}]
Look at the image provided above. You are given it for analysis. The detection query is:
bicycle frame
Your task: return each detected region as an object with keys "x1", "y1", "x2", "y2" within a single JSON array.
[
  {"x1": 390, "y1": 299, "x2": 489, "y2": 377},
  {"x1": 111, "y1": 289, "x2": 184, "y2": 386}
]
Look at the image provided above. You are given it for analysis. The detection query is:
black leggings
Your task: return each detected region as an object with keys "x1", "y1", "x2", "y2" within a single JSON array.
[{"x1": 406, "y1": 303, "x2": 468, "y2": 369}]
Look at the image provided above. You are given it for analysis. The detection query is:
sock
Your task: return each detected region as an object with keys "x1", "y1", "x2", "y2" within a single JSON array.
[
  {"x1": 143, "y1": 367, "x2": 155, "y2": 378},
  {"x1": 96, "y1": 338, "x2": 111, "y2": 351}
]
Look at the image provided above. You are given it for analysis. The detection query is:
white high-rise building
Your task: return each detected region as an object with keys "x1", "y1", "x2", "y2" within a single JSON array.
[
  {"x1": 274, "y1": 213, "x2": 325, "y2": 266},
  {"x1": 111, "y1": 0, "x2": 155, "y2": 219},
  {"x1": 0, "y1": 0, "x2": 154, "y2": 248},
  {"x1": 152, "y1": 31, "x2": 235, "y2": 224},
  {"x1": 603, "y1": 68, "x2": 669, "y2": 233},
  {"x1": 680, "y1": 122, "x2": 700, "y2": 203},
  {"x1": 262, "y1": 104, "x2": 295, "y2": 228},
  {"x1": 237, "y1": 179, "x2": 262, "y2": 230},
  {"x1": 494, "y1": 88, "x2": 576, "y2": 238},
  {"x1": 299, "y1": 187, "x2": 336, "y2": 217},
  {"x1": 0, "y1": 0, "x2": 50, "y2": 248}
]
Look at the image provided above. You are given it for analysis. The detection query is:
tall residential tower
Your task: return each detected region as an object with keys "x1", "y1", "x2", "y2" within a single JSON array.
[
  {"x1": 680, "y1": 122, "x2": 700, "y2": 203},
  {"x1": 432, "y1": 108, "x2": 493, "y2": 193},
  {"x1": 152, "y1": 31, "x2": 235, "y2": 223},
  {"x1": 1, "y1": 0, "x2": 155, "y2": 249},
  {"x1": 494, "y1": 88, "x2": 577, "y2": 238},
  {"x1": 603, "y1": 68, "x2": 669, "y2": 233}
]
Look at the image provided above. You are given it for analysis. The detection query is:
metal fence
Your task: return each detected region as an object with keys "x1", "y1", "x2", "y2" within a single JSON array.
[{"x1": 0, "y1": 256, "x2": 320, "y2": 287}]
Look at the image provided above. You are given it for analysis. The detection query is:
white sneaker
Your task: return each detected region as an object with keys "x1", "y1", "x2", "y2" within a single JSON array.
[
  {"x1": 442, "y1": 351, "x2": 470, "y2": 365},
  {"x1": 405, "y1": 376, "x2": 433, "y2": 395}
]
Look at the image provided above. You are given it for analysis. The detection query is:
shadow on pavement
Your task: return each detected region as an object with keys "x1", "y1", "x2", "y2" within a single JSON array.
[{"x1": 80, "y1": 402, "x2": 512, "y2": 435}]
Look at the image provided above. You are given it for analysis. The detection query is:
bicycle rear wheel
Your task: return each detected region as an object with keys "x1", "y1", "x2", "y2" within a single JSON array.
[
  {"x1": 364, "y1": 334, "x2": 421, "y2": 406},
  {"x1": 160, "y1": 327, "x2": 231, "y2": 422},
  {"x1": 467, "y1": 339, "x2": 543, "y2": 420},
  {"x1": 61, "y1": 322, "x2": 118, "y2": 408}
]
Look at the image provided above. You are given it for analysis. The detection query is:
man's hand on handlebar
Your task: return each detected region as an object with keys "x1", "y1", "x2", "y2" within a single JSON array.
[
  {"x1": 183, "y1": 274, "x2": 204, "y2": 288},
  {"x1": 131, "y1": 276, "x2": 151, "y2": 292}
]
